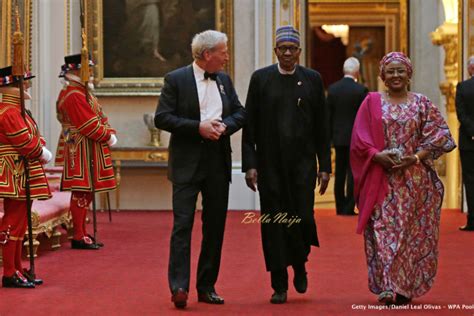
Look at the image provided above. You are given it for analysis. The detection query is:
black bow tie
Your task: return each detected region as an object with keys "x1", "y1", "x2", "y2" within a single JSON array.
[{"x1": 204, "y1": 72, "x2": 217, "y2": 81}]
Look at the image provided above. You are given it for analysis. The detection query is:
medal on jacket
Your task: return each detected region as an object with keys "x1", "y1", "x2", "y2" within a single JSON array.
[{"x1": 219, "y1": 84, "x2": 226, "y2": 95}]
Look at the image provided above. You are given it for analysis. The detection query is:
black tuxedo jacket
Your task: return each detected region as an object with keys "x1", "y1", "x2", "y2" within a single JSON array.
[
  {"x1": 456, "y1": 77, "x2": 474, "y2": 151},
  {"x1": 155, "y1": 65, "x2": 246, "y2": 184},
  {"x1": 327, "y1": 77, "x2": 368, "y2": 147}
]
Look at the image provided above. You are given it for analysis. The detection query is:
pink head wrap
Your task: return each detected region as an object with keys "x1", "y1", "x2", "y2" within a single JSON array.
[{"x1": 379, "y1": 51, "x2": 413, "y2": 80}]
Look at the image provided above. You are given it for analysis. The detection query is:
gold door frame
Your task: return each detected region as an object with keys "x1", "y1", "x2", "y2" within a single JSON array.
[
  {"x1": 467, "y1": 0, "x2": 474, "y2": 72},
  {"x1": 307, "y1": 0, "x2": 408, "y2": 65}
]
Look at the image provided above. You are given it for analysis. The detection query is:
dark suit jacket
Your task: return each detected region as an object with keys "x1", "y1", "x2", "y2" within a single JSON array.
[
  {"x1": 155, "y1": 65, "x2": 246, "y2": 184},
  {"x1": 327, "y1": 77, "x2": 368, "y2": 146},
  {"x1": 456, "y1": 77, "x2": 474, "y2": 151}
]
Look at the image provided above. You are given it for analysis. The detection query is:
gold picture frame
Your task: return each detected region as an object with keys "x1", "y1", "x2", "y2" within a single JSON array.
[
  {"x1": 84, "y1": 0, "x2": 234, "y2": 96},
  {"x1": 0, "y1": 0, "x2": 32, "y2": 69}
]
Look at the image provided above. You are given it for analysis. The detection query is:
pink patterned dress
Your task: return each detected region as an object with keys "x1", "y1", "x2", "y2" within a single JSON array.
[{"x1": 364, "y1": 92, "x2": 456, "y2": 298}]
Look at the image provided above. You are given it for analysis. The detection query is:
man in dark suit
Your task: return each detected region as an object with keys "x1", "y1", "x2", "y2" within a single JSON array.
[
  {"x1": 455, "y1": 55, "x2": 474, "y2": 231},
  {"x1": 327, "y1": 57, "x2": 368, "y2": 215},
  {"x1": 155, "y1": 30, "x2": 246, "y2": 308}
]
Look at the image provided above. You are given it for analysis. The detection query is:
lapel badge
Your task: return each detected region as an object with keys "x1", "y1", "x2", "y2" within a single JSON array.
[
  {"x1": 297, "y1": 81, "x2": 302, "y2": 86},
  {"x1": 219, "y1": 84, "x2": 226, "y2": 95}
]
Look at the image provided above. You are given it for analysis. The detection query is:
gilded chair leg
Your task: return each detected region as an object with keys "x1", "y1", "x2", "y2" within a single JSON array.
[
  {"x1": 62, "y1": 221, "x2": 74, "y2": 240},
  {"x1": 51, "y1": 228, "x2": 62, "y2": 250},
  {"x1": 24, "y1": 235, "x2": 40, "y2": 258}
]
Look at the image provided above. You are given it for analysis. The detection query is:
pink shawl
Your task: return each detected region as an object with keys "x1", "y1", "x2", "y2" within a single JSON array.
[{"x1": 350, "y1": 92, "x2": 388, "y2": 234}]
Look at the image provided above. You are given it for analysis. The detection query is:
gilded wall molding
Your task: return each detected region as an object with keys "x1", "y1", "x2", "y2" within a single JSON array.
[
  {"x1": 309, "y1": 0, "x2": 400, "y2": 2},
  {"x1": 399, "y1": 0, "x2": 408, "y2": 53},
  {"x1": 293, "y1": 0, "x2": 301, "y2": 30},
  {"x1": 0, "y1": 0, "x2": 32, "y2": 69},
  {"x1": 0, "y1": 0, "x2": 10, "y2": 66},
  {"x1": 216, "y1": 0, "x2": 234, "y2": 79},
  {"x1": 65, "y1": 0, "x2": 70, "y2": 55},
  {"x1": 273, "y1": 0, "x2": 303, "y2": 63},
  {"x1": 431, "y1": 25, "x2": 458, "y2": 112},
  {"x1": 469, "y1": 0, "x2": 474, "y2": 58},
  {"x1": 273, "y1": 0, "x2": 276, "y2": 58},
  {"x1": 430, "y1": 0, "x2": 461, "y2": 209}
]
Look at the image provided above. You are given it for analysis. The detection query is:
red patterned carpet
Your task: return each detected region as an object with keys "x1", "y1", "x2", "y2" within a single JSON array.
[{"x1": 0, "y1": 209, "x2": 473, "y2": 315}]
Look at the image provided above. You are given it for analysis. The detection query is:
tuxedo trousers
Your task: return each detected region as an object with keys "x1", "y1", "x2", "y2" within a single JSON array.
[
  {"x1": 168, "y1": 141, "x2": 229, "y2": 293},
  {"x1": 460, "y1": 150, "x2": 474, "y2": 225}
]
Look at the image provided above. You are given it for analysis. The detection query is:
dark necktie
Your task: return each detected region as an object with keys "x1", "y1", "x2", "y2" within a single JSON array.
[{"x1": 204, "y1": 71, "x2": 217, "y2": 81}]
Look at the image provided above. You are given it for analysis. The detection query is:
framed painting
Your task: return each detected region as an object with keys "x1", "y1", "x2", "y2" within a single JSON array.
[
  {"x1": 0, "y1": 0, "x2": 32, "y2": 68},
  {"x1": 85, "y1": 0, "x2": 234, "y2": 96}
]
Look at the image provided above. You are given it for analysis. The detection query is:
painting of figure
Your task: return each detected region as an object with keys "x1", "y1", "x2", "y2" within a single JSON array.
[{"x1": 103, "y1": 0, "x2": 215, "y2": 78}]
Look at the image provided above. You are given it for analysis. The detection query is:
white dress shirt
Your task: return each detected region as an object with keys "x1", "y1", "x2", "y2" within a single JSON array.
[
  {"x1": 277, "y1": 63, "x2": 296, "y2": 75},
  {"x1": 344, "y1": 74, "x2": 357, "y2": 81},
  {"x1": 193, "y1": 62, "x2": 223, "y2": 122}
]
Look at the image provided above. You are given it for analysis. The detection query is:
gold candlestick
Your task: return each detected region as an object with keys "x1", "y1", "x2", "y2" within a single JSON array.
[{"x1": 143, "y1": 113, "x2": 161, "y2": 147}]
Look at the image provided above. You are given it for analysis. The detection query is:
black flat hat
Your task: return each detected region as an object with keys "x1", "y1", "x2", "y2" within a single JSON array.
[
  {"x1": 0, "y1": 66, "x2": 35, "y2": 87},
  {"x1": 59, "y1": 53, "x2": 95, "y2": 77}
]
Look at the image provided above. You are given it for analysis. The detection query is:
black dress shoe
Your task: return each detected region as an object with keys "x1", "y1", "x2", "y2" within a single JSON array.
[
  {"x1": 2, "y1": 271, "x2": 35, "y2": 288},
  {"x1": 171, "y1": 288, "x2": 188, "y2": 309},
  {"x1": 270, "y1": 291, "x2": 287, "y2": 304},
  {"x1": 459, "y1": 225, "x2": 474, "y2": 231},
  {"x1": 341, "y1": 211, "x2": 357, "y2": 216},
  {"x1": 22, "y1": 269, "x2": 43, "y2": 285},
  {"x1": 71, "y1": 239, "x2": 100, "y2": 250},
  {"x1": 293, "y1": 271, "x2": 308, "y2": 293},
  {"x1": 198, "y1": 291, "x2": 225, "y2": 304},
  {"x1": 87, "y1": 234, "x2": 104, "y2": 247},
  {"x1": 395, "y1": 293, "x2": 412, "y2": 305}
]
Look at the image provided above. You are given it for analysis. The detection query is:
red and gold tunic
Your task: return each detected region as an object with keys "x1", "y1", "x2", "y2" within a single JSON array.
[
  {"x1": 55, "y1": 78, "x2": 117, "y2": 193},
  {"x1": 0, "y1": 93, "x2": 51, "y2": 200}
]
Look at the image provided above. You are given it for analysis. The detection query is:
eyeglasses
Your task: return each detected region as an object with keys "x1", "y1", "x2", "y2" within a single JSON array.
[{"x1": 276, "y1": 46, "x2": 300, "y2": 54}]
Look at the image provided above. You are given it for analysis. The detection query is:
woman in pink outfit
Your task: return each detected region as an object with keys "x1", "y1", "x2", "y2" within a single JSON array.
[{"x1": 350, "y1": 52, "x2": 456, "y2": 305}]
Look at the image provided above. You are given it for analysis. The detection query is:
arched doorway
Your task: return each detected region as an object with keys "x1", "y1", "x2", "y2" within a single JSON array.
[{"x1": 306, "y1": 0, "x2": 408, "y2": 90}]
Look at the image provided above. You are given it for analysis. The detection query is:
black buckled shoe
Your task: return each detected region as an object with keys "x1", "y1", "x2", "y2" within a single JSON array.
[
  {"x1": 293, "y1": 271, "x2": 308, "y2": 293},
  {"x1": 22, "y1": 269, "x2": 43, "y2": 285},
  {"x1": 198, "y1": 291, "x2": 225, "y2": 304},
  {"x1": 2, "y1": 271, "x2": 35, "y2": 288},
  {"x1": 171, "y1": 288, "x2": 188, "y2": 309},
  {"x1": 71, "y1": 238, "x2": 100, "y2": 250},
  {"x1": 341, "y1": 211, "x2": 357, "y2": 216},
  {"x1": 87, "y1": 234, "x2": 104, "y2": 247},
  {"x1": 270, "y1": 291, "x2": 287, "y2": 304},
  {"x1": 459, "y1": 225, "x2": 474, "y2": 231},
  {"x1": 395, "y1": 293, "x2": 412, "y2": 305}
]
